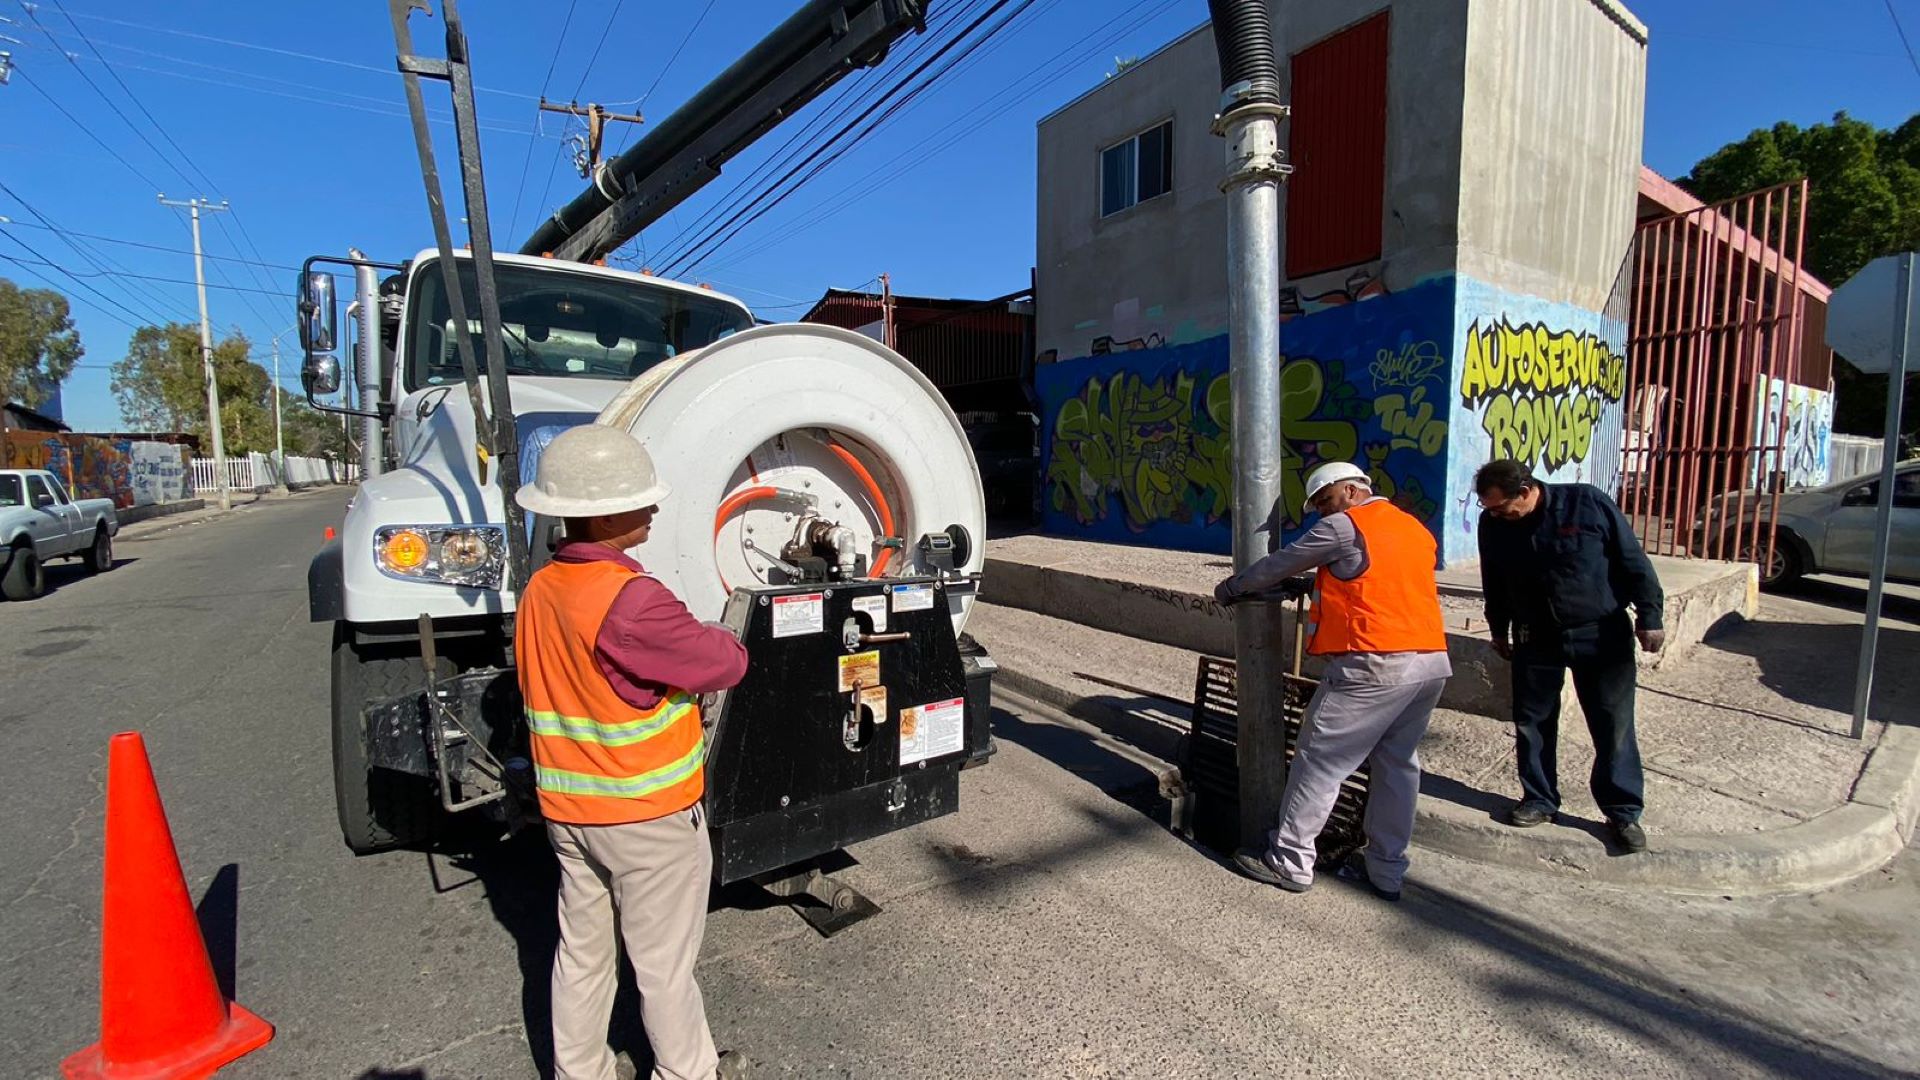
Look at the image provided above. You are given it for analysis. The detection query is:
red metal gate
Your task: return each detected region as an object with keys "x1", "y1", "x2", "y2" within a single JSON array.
[{"x1": 1622, "y1": 178, "x2": 1811, "y2": 570}]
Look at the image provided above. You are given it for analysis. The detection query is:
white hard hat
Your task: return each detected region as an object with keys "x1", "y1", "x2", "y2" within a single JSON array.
[
  {"x1": 515, "y1": 423, "x2": 672, "y2": 518},
  {"x1": 1302, "y1": 461, "x2": 1370, "y2": 515}
]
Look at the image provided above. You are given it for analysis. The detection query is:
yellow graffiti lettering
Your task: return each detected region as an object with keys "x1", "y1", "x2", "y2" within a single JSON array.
[
  {"x1": 1374, "y1": 385, "x2": 1449, "y2": 457},
  {"x1": 1460, "y1": 317, "x2": 1626, "y2": 472}
]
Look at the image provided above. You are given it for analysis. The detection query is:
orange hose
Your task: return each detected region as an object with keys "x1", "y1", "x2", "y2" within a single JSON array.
[
  {"x1": 713, "y1": 485, "x2": 780, "y2": 536},
  {"x1": 826, "y1": 441, "x2": 896, "y2": 577}
]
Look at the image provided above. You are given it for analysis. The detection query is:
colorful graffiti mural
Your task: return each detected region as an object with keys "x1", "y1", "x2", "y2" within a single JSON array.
[
  {"x1": 1, "y1": 431, "x2": 191, "y2": 508},
  {"x1": 1038, "y1": 278, "x2": 1456, "y2": 553},
  {"x1": 1753, "y1": 376, "x2": 1834, "y2": 489},
  {"x1": 1446, "y1": 279, "x2": 1630, "y2": 562}
]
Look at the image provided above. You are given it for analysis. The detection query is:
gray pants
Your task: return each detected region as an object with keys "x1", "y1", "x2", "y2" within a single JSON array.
[
  {"x1": 1266, "y1": 676, "x2": 1447, "y2": 892},
  {"x1": 548, "y1": 807, "x2": 719, "y2": 1080}
]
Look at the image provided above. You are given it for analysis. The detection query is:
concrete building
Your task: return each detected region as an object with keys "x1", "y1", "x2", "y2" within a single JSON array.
[{"x1": 1033, "y1": 0, "x2": 1647, "y2": 565}]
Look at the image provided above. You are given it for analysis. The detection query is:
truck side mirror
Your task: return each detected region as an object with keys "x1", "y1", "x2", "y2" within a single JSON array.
[
  {"x1": 298, "y1": 271, "x2": 338, "y2": 354},
  {"x1": 303, "y1": 353, "x2": 344, "y2": 397}
]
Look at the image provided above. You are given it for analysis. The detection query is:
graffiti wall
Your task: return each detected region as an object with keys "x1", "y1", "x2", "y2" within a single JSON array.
[
  {"x1": 1038, "y1": 277, "x2": 1456, "y2": 554},
  {"x1": 1, "y1": 431, "x2": 191, "y2": 507},
  {"x1": 1753, "y1": 376, "x2": 1834, "y2": 489},
  {"x1": 1445, "y1": 278, "x2": 1629, "y2": 562}
]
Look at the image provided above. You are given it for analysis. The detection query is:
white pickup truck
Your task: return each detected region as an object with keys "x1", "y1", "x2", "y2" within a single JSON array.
[{"x1": 0, "y1": 468, "x2": 119, "y2": 600}]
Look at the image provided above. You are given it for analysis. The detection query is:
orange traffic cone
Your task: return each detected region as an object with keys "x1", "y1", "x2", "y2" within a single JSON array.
[{"x1": 62, "y1": 732, "x2": 274, "y2": 1079}]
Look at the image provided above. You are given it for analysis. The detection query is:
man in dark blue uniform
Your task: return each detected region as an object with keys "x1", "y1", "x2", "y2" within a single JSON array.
[{"x1": 1474, "y1": 459, "x2": 1665, "y2": 853}]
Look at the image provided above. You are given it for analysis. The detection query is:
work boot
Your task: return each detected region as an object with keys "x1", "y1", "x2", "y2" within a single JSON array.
[
  {"x1": 1507, "y1": 803, "x2": 1554, "y2": 828},
  {"x1": 1335, "y1": 857, "x2": 1401, "y2": 903},
  {"x1": 1611, "y1": 819, "x2": 1647, "y2": 854},
  {"x1": 716, "y1": 1049, "x2": 754, "y2": 1078},
  {"x1": 1233, "y1": 848, "x2": 1311, "y2": 893}
]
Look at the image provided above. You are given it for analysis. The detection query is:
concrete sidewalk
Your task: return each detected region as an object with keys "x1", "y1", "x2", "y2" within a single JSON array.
[
  {"x1": 114, "y1": 485, "x2": 350, "y2": 541},
  {"x1": 968, "y1": 539, "x2": 1920, "y2": 895}
]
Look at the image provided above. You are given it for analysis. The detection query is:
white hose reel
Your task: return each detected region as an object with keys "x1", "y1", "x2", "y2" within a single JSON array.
[{"x1": 596, "y1": 323, "x2": 986, "y2": 634}]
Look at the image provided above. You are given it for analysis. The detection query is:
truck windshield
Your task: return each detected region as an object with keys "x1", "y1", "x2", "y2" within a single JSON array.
[
  {"x1": 0, "y1": 475, "x2": 20, "y2": 507},
  {"x1": 405, "y1": 260, "x2": 753, "y2": 389}
]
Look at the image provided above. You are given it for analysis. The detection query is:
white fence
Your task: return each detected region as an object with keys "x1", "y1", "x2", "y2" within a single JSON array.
[
  {"x1": 191, "y1": 453, "x2": 358, "y2": 493},
  {"x1": 1828, "y1": 434, "x2": 1883, "y2": 484}
]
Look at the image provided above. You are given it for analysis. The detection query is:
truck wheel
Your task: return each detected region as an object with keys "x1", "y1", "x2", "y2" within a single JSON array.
[
  {"x1": 2, "y1": 542, "x2": 44, "y2": 601},
  {"x1": 332, "y1": 625, "x2": 447, "y2": 853},
  {"x1": 83, "y1": 527, "x2": 113, "y2": 574}
]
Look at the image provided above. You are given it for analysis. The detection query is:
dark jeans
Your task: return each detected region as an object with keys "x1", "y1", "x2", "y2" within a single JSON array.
[{"x1": 1510, "y1": 610, "x2": 1644, "y2": 823}]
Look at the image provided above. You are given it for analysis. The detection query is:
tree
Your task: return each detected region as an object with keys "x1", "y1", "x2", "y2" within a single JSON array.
[
  {"x1": 280, "y1": 394, "x2": 351, "y2": 459},
  {"x1": 111, "y1": 323, "x2": 276, "y2": 453},
  {"x1": 0, "y1": 278, "x2": 83, "y2": 409},
  {"x1": 1679, "y1": 111, "x2": 1920, "y2": 439}
]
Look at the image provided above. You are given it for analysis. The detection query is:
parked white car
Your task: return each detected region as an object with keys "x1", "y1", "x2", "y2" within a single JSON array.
[
  {"x1": 0, "y1": 469, "x2": 120, "y2": 600},
  {"x1": 1698, "y1": 460, "x2": 1920, "y2": 588}
]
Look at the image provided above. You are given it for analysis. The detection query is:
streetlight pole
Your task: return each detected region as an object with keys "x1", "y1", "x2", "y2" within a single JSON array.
[
  {"x1": 271, "y1": 336, "x2": 287, "y2": 491},
  {"x1": 158, "y1": 194, "x2": 232, "y2": 511}
]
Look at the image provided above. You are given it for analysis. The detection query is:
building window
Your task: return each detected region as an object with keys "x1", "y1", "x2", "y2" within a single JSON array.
[
  {"x1": 1101, "y1": 121, "x2": 1173, "y2": 217},
  {"x1": 1286, "y1": 11, "x2": 1390, "y2": 278}
]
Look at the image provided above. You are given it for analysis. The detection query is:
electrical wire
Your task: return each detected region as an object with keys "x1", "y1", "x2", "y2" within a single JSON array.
[
  {"x1": 0, "y1": 220, "x2": 300, "y2": 271},
  {"x1": 508, "y1": 0, "x2": 581, "y2": 243},
  {"x1": 0, "y1": 254, "x2": 285, "y2": 296}
]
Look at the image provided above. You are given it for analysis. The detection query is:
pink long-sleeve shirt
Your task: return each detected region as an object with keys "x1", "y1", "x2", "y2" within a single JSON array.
[{"x1": 551, "y1": 540, "x2": 749, "y2": 710}]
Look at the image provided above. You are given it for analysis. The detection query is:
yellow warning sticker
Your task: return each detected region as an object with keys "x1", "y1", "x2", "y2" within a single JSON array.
[
  {"x1": 857, "y1": 684, "x2": 888, "y2": 721},
  {"x1": 838, "y1": 650, "x2": 881, "y2": 692}
]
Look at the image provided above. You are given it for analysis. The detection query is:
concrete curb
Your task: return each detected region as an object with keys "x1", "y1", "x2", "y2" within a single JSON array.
[
  {"x1": 992, "y1": 651, "x2": 1920, "y2": 896},
  {"x1": 1399, "y1": 721, "x2": 1920, "y2": 896},
  {"x1": 116, "y1": 499, "x2": 207, "y2": 527}
]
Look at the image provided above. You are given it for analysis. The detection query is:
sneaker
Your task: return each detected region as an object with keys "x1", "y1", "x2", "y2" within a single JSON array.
[
  {"x1": 1507, "y1": 803, "x2": 1554, "y2": 828},
  {"x1": 1611, "y1": 820, "x2": 1647, "y2": 854},
  {"x1": 716, "y1": 1050, "x2": 754, "y2": 1079},
  {"x1": 1335, "y1": 859, "x2": 1402, "y2": 903},
  {"x1": 1233, "y1": 848, "x2": 1312, "y2": 893}
]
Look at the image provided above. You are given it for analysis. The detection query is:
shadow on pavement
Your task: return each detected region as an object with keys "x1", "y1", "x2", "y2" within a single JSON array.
[
  {"x1": 1776, "y1": 575, "x2": 1920, "y2": 624},
  {"x1": 1703, "y1": 618, "x2": 1919, "y2": 718},
  {"x1": 31, "y1": 557, "x2": 140, "y2": 601}
]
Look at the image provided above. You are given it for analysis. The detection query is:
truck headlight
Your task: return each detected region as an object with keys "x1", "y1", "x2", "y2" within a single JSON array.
[{"x1": 374, "y1": 525, "x2": 506, "y2": 588}]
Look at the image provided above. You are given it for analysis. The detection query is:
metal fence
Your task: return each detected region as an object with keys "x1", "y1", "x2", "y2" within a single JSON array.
[
  {"x1": 1622, "y1": 178, "x2": 1810, "y2": 566},
  {"x1": 191, "y1": 454, "x2": 357, "y2": 493},
  {"x1": 1828, "y1": 434, "x2": 1884, "y2": 486}
]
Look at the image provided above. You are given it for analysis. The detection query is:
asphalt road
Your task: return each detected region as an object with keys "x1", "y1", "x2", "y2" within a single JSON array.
[{"x1": 3, "y1": 490, "x2": 1916, "y2": 1078}]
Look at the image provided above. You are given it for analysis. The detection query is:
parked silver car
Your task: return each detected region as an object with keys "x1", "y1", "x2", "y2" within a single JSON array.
[{"x1": 1698, "y1": 461, "x2": 1920, "y2": 588}]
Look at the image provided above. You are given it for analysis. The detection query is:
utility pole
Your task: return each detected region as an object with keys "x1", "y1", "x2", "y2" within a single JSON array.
[
  {"x1": 158, "y1": 195, "x2": 232, "y2": 511},
  {"x1": 539, "y1": 99, "x2": 644, "y2": 183},
  {"x1": 270, "y1": 335, "x2": 287, "y2": 491},
  {"x1": 879, "y1": 272, "x2": 895, "y2": 350}
]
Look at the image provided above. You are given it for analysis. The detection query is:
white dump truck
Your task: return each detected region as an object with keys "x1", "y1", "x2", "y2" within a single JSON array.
[{"x1": 299, "y1": 0, "x2": 986, "y2": 926}]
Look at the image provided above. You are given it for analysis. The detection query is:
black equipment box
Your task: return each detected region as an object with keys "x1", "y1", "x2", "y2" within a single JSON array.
[{"x1": 707, "y1": 576, "x2": 991, "y2": 884}]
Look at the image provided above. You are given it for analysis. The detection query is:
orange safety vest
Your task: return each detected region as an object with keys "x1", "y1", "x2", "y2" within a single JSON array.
[
  {"x1": 515, "y1": 558, "x2": 706, "y2": 825},
  {"x1": 1307, "y1": 499, "x2": 1447, "y2": 656}
]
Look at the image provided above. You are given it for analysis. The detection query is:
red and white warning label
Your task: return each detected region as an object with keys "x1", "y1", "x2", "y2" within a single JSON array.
[
  {"x1": 899, "y1": 696, "x2": 965, "y2": 765},
  {"x1": 771, "y1": 592, "x2": 824, "y2": 638}
]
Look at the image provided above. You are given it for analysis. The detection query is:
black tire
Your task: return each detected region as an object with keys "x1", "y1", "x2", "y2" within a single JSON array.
[
  {"x1": 2, "y1": 542, "x2": 44, "y2": 601},
  {"x1": 331, "y1": 625, "x2": 448, "y2": 853},
  {"x1": 83, "y1": 527, "x2": 112, "y2": 574},
  {"x1": 1746, "y1": 531, "x2": 1805, "y2": 591}
]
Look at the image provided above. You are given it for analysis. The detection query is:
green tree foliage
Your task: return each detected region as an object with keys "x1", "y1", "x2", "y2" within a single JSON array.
[
  {"x1": 110, "y1": 323, "x2": 277, "y2": 453},
  {"x1": 1680, "y1": 111, "x2": 1920, "y2": 439},
  {"x1": 0, "y1": 278, "x2": 83, "y2": 409},
  {"x1": 280, "y1": 393, "x2": 352, "y2": 459}
]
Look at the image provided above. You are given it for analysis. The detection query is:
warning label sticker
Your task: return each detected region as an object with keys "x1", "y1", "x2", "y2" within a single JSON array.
[
  {"x1": 851, "y1": 594, "x2": 888, "y2": 633},
  {"x1": 771, "y1": 593, "x2": 824, "y2": 638},
  {"x1": 899, "y1": 696, "x2": 966, "y2": 765},
  {"x1": 857, "y1": 684, "x2": 887, "y2": 722},
  {"x1": 890, "y1": 582, "x2": 935, "y2": 613},
  {"x1": 838, "y1": 650, "x2": 881, "y2": 692}
]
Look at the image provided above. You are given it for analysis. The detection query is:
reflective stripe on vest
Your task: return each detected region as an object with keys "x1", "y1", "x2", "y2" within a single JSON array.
[
  {"x1": 515, "y1": 557, "x2": 707, "y2": 825},
  {"x1": 1307, "y1": 499, "x2": 1447, "y2": 656}
]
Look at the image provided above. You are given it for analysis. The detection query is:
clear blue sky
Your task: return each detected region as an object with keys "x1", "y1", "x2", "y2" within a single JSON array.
[{"x1": 2, "y1": 0, "x2": 1914, "y2": 432}]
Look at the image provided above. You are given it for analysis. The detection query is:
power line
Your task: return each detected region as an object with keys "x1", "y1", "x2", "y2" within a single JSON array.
[
  {"x1": 1886, "y1": 0, "x2": 1920, "y2": 79},
  {"x1": 641, "y1": 0, "x2": 714, "y2": 108},
  {"x1": 0, "y1": 219, "x2": 299, "y2": 270},
  {"x1": 0, "y1": 253, "x2": 289, "y2": 296},
  {"x1": 508, "y1": 0, "x2": 581, "y2": 244},
  {"x1": 20, "y1": 4, "x2": 198, "y2": 190},
  {"x1": 0, "y1": 224, "x2": 156, "y2": 327},
  {"x1": 704, "y1": 0, "x2": 1182, "y2": 275},
  {"x1": 10, "y1": 67, "x2": 166, "y2": 190},
  {"x1": 0, "y1": 178, "x2": 194, "y2": 324},
  {"x1": 568, "y1": 0, "x2": 628, "y2": 104},
  {"x1": 53, "y1": 6, "x2": 542, "y2": 99},
  {"x1": 662, "y1": 0, "x2": 1044, "y2": 276}
]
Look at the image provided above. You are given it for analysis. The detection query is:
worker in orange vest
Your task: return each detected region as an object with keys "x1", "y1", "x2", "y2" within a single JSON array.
[
  {"x1": 1213, "y1": 461, "x2": 1451, "y2": 901},
  {"x1": 515, "y1": 424, "x2": 750, "y2": 1080}
]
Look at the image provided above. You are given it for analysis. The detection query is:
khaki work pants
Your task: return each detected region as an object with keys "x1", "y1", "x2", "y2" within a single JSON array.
[{"x1": 547, "y1": 806, "x2": 719, "y2": 1080}]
